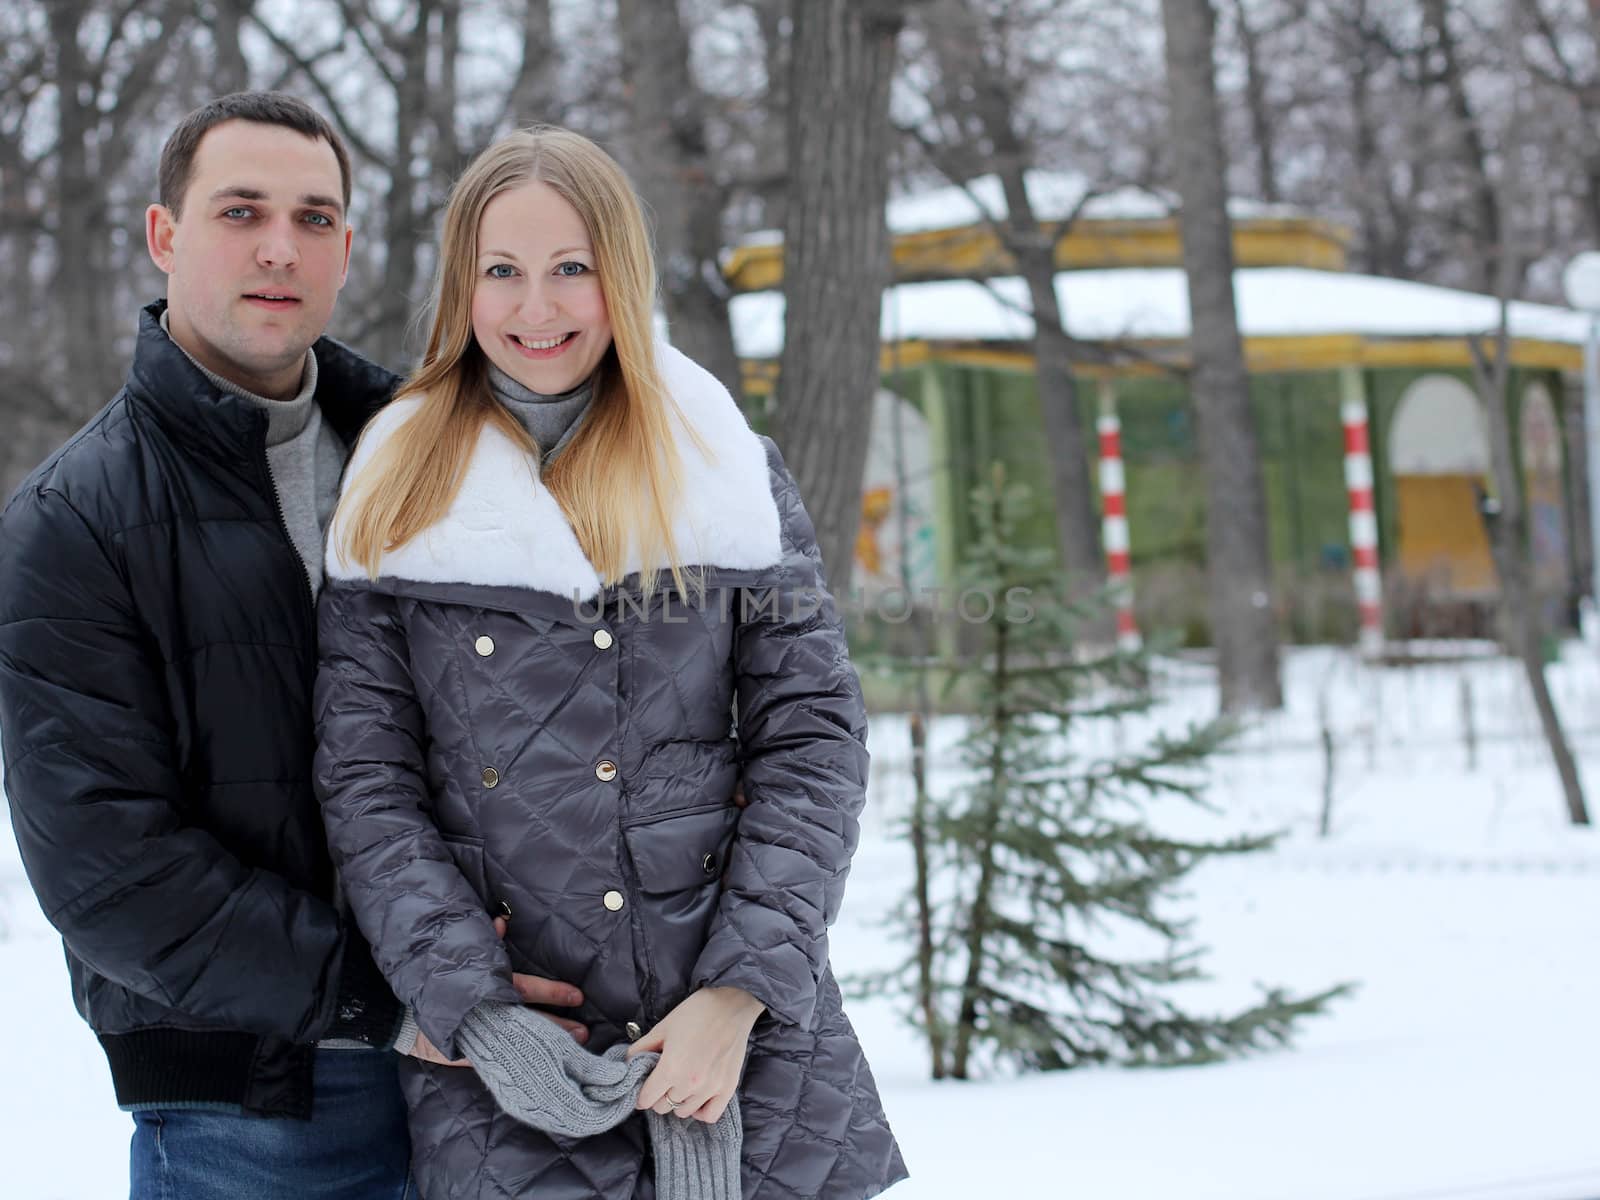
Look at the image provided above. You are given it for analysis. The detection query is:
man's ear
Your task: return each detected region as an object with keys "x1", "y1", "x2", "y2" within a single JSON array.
[
  {"x1": 146, "y1": 204, "x2": 177, "y2": 275},
  {"x1": 339, "y1": 223, "x2": 353, "y2": 287}
]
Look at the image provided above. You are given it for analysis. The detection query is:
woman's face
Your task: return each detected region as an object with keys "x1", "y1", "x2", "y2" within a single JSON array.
[{"x1": 471, "y1": 180, "x2": 613, "y2": 395}]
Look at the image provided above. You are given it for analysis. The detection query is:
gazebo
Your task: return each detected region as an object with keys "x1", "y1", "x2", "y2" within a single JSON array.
[{"x1": 722, "y1": 174, "x2": 1591, "y2": 646}]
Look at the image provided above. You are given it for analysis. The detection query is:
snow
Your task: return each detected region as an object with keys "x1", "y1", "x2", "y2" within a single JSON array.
[
  {"x1": 729, "y1": 267, "x2": 1594, "y2": 359},
  {"x1": 7, "y1": 644, "x2": 1600, "y2": 1198},
  {"x1": 735, "y1": 169, "x2": 1315, "y2": 246}
]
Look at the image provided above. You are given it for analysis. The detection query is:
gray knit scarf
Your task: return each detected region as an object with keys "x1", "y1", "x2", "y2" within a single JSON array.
[{"x1": 456, "y1": 1001, "x2": 742, "y2": 1198}]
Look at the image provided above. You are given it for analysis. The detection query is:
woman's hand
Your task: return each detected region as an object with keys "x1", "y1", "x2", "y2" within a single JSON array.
[{"x1": 625, "y1": 987, "x2": 765, "y2": 1123}]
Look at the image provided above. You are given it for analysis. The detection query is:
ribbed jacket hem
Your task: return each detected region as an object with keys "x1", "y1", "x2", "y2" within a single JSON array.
[{"x1": 100, "y1": 1029, "x2": 309, "y2": 1118}]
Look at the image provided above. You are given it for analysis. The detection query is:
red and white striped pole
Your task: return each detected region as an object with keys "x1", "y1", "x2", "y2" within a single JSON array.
[
  {"x1": 1341, "y1": 371, "x2": 1383, "y2": 657},
  {"x1": 1098, "y1": 381, "x2": 1140, "y2": 651}
]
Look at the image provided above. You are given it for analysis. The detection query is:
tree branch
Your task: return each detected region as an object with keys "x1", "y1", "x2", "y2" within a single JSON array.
[
  {"x1": 334, "y1": 0, "x2": 404, "y2": 82},
  {"x1": 245, "y1": 15, "x2": 392, "y2": 167}
]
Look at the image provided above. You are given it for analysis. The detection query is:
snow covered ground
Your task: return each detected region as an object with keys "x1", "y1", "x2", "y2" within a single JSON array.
[{"x1": 5, "y1": 644, "x2": 1600, "y2": 1199}]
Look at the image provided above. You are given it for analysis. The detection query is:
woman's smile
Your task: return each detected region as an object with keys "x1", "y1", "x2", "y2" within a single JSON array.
[{"x1": 507, "y1": 330, "x2": 579, "y2": 358}]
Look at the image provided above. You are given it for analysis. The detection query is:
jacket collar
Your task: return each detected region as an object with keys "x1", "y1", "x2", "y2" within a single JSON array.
[
  {"x1": 326, "y1": 341, "x2": 783, "y2": 602},
  {"x1": 126, "y1": 299, "x2": 399, "y2": 460}
]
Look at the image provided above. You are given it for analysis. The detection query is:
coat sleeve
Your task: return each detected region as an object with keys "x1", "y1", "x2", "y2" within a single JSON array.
[
  {"x1": 0, "y1": 485, "x2": 357, "y2": 1042},
  {"x1": 313, "y1": 580, "x2": 522, "y2": 1058},
  {"x1": 690, "y1": 438, "x2": 869, "y2": 1028}
]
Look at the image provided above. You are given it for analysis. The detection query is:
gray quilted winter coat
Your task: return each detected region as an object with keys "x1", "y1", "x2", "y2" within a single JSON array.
[{"x1": 313, "y1": 343, "x2": 906, "y2": 1199}]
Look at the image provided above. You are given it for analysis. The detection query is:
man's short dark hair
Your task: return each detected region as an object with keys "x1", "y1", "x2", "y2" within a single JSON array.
[{"x1": 159, "y1": 91, "x2": 353, "y2": 217}]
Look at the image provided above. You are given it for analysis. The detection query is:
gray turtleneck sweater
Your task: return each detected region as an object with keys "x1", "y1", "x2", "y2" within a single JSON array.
[
  {"x1": 487, "y1": 362, "x2": 594, "y2": 465},
  {"x1": 160, "y1": 310, "x2": 343, "y2": 597}
]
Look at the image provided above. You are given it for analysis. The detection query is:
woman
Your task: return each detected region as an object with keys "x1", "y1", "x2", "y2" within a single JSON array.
[{"x1": 312, "y1": 126, "x2": 906, "y2": 1199}]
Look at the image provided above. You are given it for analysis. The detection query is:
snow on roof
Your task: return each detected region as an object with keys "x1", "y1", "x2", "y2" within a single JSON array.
[
  {"x1": 727, "y1": 267, "x2": 1591, "y2": 359},
  {"x1": 732, "y1": 170, "x2": 1315, "y2": 249},
  {"x1": 883, "y1": 170, "x2": 1310, "y2": 233}
]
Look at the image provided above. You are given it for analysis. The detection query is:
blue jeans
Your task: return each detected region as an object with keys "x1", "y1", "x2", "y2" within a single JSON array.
[{"x1": 129, "y1": 1049, "x2": 413, "y2": 1200}]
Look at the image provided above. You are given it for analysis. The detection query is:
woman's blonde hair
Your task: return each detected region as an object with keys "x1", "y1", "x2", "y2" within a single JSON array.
[{"x1": 335, "y1": 126, "x2": 694, "y2": 596}]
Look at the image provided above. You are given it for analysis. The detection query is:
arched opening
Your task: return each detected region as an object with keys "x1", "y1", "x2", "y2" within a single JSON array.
[{"x1": 1389, "y1": 374, "x2": 1495, "y2": 600}]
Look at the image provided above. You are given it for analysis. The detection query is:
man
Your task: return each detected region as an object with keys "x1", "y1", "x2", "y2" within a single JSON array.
[{"x1": 0, "y1": 93, "x2": 583, "y2": 1197}]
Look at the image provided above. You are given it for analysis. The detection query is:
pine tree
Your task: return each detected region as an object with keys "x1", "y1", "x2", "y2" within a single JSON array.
[{"x1": 861, "y1": 465, "x2": 1348, "y2": 1079}]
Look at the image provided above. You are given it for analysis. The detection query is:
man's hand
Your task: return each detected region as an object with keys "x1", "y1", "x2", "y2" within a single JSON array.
[
  {"x1": 498, "y1": 915, "x2": 588, "y2": 1045},
  {"x1": 408, "y1": 1029, "x2": 469, "y2": 1066},
  {"x1": 404, "y1": 915, "x2": 588, "y2": 1066},
  {"x1": 626, "y1": 987, "x2": 765, "y2": 1124}
]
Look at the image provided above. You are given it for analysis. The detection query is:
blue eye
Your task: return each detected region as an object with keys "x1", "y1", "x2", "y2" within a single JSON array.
[
  {"x1": 486, "y1": 263, "x2": 517, "y2": 279},
  {"x1": 222, "y1": 207, "x2": 252, "y2": 220},
  {"x1": 555, "y1": 261, "x2": 589, "y2": 277},
  {"x1": 303, "y1": 212, "x2": 334, "y2": 227}
]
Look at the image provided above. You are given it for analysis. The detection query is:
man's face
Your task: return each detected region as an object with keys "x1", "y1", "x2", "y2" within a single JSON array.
[{"x1": 146, "y1": 120, "x2": 352, "y2": 399}]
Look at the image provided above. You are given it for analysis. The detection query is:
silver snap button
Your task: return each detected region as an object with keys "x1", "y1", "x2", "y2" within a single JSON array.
[
  {"x1": 474, "y1": 635, "x2": 494, "y2": 656},
  {"x1": 603, "y1": 890, "x2": 625, "y2": 912}
]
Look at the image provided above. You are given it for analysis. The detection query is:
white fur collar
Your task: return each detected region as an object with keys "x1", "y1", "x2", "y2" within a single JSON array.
[{"x1": 325, "y1": 341, "x2": 782, "y2": 599}]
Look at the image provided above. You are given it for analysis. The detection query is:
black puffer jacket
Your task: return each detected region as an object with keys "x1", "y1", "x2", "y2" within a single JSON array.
[
  {"x1": 314, "y1": 343, "x2": 906, "y2": 1197},
  {"x1": 0, "y1": 301, "x2": 403, "y2": 1117}
]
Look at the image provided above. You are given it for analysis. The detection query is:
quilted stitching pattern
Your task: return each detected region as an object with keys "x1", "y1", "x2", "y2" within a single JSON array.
[{"x1": 315, "y1": 439, "x2": 905, "y2": 1197}]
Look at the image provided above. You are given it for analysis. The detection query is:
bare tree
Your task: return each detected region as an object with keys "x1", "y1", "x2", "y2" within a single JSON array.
[
  {"x1": 0, "y1": 0, "x2": 281, "y2": 493},
  {"x1": 1330, "y1": 0, "x2": 1436, "y2": 279},
  {"x1": 905, "y1": 0, "x2": 1106, "y2": 591},
  {"x1": 1160, "y1": 0, "x2": 1283, "y2": 712},
  {"x1": 615, "y1": 0, "x2": 742, "y2": 396},
  {"x1": 206, "y1": 0, "x2": 254, "y2": 96},
  {"x1": 1420, "y1": 0, "x2": 1503, "y2": 295},
  {"x1": 1525, "y1": 0, "x2": 1600, "y2": 249},
  {"x1": 46, "y1": 0, "x2": 191, "y2": 414},
  {"x1": 1471, "y1": 311, "x2": 1590, "y2": 826},
  {"x1": 502, "y1": 0, "x2": 560, "y2": 127},
  {"x1": 1222, "y1": 0, "x2": 1295, "y2": 204},
  {"x1": 773, "y1": 0, "x2": 911, "y2": 595},
  {"x1": 1468, "y1": 1, "x2": 1589, "y2": 827}
]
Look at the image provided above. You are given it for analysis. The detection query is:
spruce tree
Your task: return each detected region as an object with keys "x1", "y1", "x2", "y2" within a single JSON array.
[{"x1": 862, "y1": 465, "x2": 1347, "y2": 1078}]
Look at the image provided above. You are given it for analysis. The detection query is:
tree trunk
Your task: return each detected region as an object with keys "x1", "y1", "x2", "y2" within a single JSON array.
[
  {"x1": 746, "y1": 0, "x2": 791, "y2": 230},
  {"x1": 1563, "y1": 380, "x2": 1595, "y2": 608},
  {"x1": 907, "y1": 710, "x2": 943, "y2": 1078},
  {"x1": 1161, "y1": 0, "x2": 1283, "y2": 712},
  {"x1": 47, "y1": 0, "x2": 117, "y2": 418},
  {"x1": 951, "y1": 582, "x2": 1010, "y2": 1082},
  {"x1": 615, "y1": 0, "x2": 743, "y2": 398},
  {"x1": 996, "y1": 171, "x2": 1106, "y2": 590},
  {"x1": 773, "y1": 0, "x2": 906, "y2": 597},
  {"x1": 430, "y1": 1, "x2": 466, "y2": 182},
  {"x1": 210, "y1": 0, "x2": 253, "y2": 95},
  {"x1": 1228, "y1": 0, "x2": 1281, "y2": 204},
  {"x1": 1471, "y1": 323, "x2": 1590, "y2": 826},
  {"x1": 1422, "y1": 0, "x2": 1501, "y2": 294},
  {"x1": 504, "y1": 0, "x2": 558, "y2": 126},
  {"x1": 372, "y1": 0, "x2": 434, "y2": 370},
  {"x1": 919, "y1": 0, "x2": 1105, "y2": 585}
]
